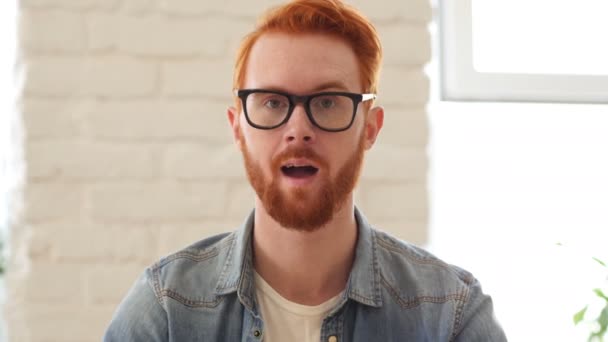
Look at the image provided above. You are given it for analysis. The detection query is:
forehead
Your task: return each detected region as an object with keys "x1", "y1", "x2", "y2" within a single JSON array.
[{"x1": 243, "y1": 32, "x2": 362, "y2": 93}]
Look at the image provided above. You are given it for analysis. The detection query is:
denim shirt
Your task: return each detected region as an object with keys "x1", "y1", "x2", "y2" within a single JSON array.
[{"x1": 104, "y1": 208, "x2": 507, "y2": 341}]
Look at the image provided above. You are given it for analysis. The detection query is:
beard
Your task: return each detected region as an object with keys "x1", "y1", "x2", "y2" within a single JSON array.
[{"x1": 240, "y1": 130, "x2": 366, "y2": 232}]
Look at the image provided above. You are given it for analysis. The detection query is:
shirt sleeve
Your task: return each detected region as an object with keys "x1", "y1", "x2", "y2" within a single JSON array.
[
  {"x1": 452, "y1": 278, "x2": 508, "y2": 342},
  {"x1": 103, "y1": 268, "x2": 168, "y2": 342}
]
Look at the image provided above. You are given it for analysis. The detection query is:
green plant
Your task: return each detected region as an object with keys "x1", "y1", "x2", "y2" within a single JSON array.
[{"x1": 574, "y1": 256, "x2": 608, "y2": 342}]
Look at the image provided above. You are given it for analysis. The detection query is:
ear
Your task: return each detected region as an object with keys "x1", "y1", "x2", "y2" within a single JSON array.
[
  {"x1": 227, "y1": 106, "x2": 243, "y2": 151},
  {"x1": 363, "y1": 106, "x2": 384, "y2": 150}
]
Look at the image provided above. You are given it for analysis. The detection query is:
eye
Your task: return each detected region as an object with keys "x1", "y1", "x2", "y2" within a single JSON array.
[
  {"x1": 318, "y1": 97, "x2": 335, "y2": 109},
  {"x1": 260, "y1": 94, "x2": 289, "y2": 111},
  {"x1": 264, "y1": 99, "x2": 284, "y2": 109},
  {"x1": 321, "y1": 99, "x2": 335, "y2": 108},
  {"x1": 313, "y1": 96, "x2": 337, "y2": 109}
]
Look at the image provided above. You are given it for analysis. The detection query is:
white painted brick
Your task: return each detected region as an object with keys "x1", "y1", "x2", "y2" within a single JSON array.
[
  {"x1": 157, "y1": 0, "x2": 222, "y2": 15},
  {"x1": 225, "y1": 181, "x2": 256, "y2": 217},
  {"x1": 28, "y1": 226, "x2": 52, "y2": 261},
  {"x1": 121, "y1": 0, "x2": 158, "y2": 14},
  {"x1": 348, "y1": 0, "x2": 432, "y2": 23},
  {"x1": 88, "y1": 182, "x2": 228, "y2": 222},
  {"x1": 125, "y1": 16, "x2": 225, "y2": 57},
  {"x1": 26, "y1": 141, "x2": 162, "y2": 181},
  {"x1": 20, "y1": 0, "x2": 121, "y2": 11},
  {"x1": 89, "y1": 13, "x2": 233, "y2": 56},
  {"x1": 29, "y1": 225, "x2": 157, "y2": 262},
  {"x1": 223, "y1": 20, "x2": 257, "y2": 60},
  {"x1": 213, "y1": 17, "x2": 256, "y2": 58},
  {"x1": 162, "y1": 60, "x2": 233, "y2": 98},
  {"x1": 22, "y1": 262, "x2": 85, "y2": 304},
  {"x1": 77, "y1": 56, "x2": 157, "y2": 97},
  {"x1": 24, "y1": 183, "x2": 84, "y2": 223},
  {"x1": 158, "y1": 0, "x2": 430, "y2": 24},
  {"x1": 88, "y1": 14, "x2": 228, "y2": 57},
  {"x1": 219, "y1": 0, "x2": 286, "y2": 17},
  {"x1": 356, "y1": 181, "x2": 427, "y2": 220},
  {"x1": 85, "y1": 264, "x2": 145, "y2": 304},
  {"x1": 5, "y1": 227, "x2": 34, "y2": 284},
  {"x1": 19, "y1": 9, "x2": 86, "y2": 53},
  {"x1": 2, "y1": 301, "x2": 28, "y2": 342},
  {"x1": 379, "y1": 67, "x2": 429, "y2": 105},
  {"x1": 157, "y1": 0, "x2": 282, "y2": 16},
  {"x1": 164, "y1": 143, "x2": 245, "y2": 180},
  {"x1": 377, "y1": 106, "x2": 428, "y2": 147},
  {"x1": 12, "y1": 304, "x2": 114, "y2": 342},
  {"x1": 24, "y1": 56, "x2": 158, "y2": 98},
  {"x1": 84, "y1": 99, "x2": 233, "y2": 143},
  {"x1": 372, "y1": 220, "x2": 428, "y2": 245},
  {"x1": 377, "y1": 24, "x2": 430, "y2": 66},
  {"x1": 361, "y1": 144, "x2": 427, "y2": 181},
  {"x1": 159, "y1": 0, "x2": 429, "y2": 22},
  {"x1": 85, "y1": 13, "x2": 119, "y2": 51},
  {"x1": 158, "y1": 220, "x2": 241, "y2": 256},
  {"x1": 21, "y1": 99, "x2": 89, "y2": 139}
]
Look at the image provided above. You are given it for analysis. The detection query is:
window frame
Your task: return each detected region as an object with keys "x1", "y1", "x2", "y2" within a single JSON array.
[{"x1": 439, "y1": 0, "x2": 608, "y2": 103}]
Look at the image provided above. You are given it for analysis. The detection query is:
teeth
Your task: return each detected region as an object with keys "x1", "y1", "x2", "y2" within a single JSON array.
[{"x1": 284, "y1": 163, "x2": 314, "y2": 168}]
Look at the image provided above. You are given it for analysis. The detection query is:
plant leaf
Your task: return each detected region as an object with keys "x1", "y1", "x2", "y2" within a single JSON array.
[
  {"x1": 596, "y1": 305, "x2": 608, "y2": 337},
  {"x1": 574, "y1": 305, "x2": 588, "y2": 325},
  {"x1": 594, "y1": 289, "x2": 608, "y2": 302},
  {"x1": 592, "y1": 257, "x2": 607, "y2": 268}
]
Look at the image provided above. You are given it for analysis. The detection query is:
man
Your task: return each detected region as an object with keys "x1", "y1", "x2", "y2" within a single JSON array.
[{"x1": 104, "y1": 0, "x2": 507, "y2": 341}]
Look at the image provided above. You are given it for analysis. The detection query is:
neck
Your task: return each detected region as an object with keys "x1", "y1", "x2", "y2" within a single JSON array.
[{"x1": 252, "y1": 197, "x2": 358, "y2": 306}]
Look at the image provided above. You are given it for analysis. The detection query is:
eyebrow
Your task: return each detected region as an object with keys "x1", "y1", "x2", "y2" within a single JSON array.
[
  {"x1": 310, "y1": 81, "x2": 350, "y2": 92},
  {"x1": 260, "y1": 81, "x2": 351, "y2": 94}
]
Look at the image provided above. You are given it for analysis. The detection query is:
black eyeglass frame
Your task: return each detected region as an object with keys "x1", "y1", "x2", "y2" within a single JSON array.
[{"x1": 235, "y1": 88, "x2": 376, "y2": 132}]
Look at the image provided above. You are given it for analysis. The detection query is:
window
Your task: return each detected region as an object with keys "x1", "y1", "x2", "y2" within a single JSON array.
[
  {"x1": 431, "y1": 1, "x2": 608, "y2": 340},
  {"x1": 440, "y1": 0, "x2": 608, "y2": 103}
]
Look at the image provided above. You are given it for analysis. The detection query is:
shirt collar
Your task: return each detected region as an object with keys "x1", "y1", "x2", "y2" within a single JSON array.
[
  {"x1": 346, "y1": 207, "x2": 383, "y2": 307},
  {"x1": 214, "y1": 207, "x2": 383, "y2": 311}
]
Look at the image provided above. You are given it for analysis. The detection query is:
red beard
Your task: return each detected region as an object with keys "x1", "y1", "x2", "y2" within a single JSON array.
[{"x1": 240, "y1": 130, "x2": 366, "y2": 232}]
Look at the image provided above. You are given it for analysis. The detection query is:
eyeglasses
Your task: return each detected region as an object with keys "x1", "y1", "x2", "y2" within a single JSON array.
[{"x1": 235, "y1": 89, "x2": 376, "y2": 132}]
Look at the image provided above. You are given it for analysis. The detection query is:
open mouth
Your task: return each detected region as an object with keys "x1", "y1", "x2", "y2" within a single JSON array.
[{"x1": 281, "y1": 164, "x2": 319, "y2": 179}]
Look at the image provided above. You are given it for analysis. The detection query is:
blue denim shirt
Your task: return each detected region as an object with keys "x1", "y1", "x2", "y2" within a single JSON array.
[{"x1": 104, "y1": 208, "x2": 507, "y2": 341}]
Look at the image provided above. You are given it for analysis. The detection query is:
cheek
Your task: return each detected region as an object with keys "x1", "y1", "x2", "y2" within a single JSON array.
[
  {"x1": 330, "y1": 130, "x2": 365, "y2": 170},
  {"x1": 241, "y1": 130, "x2": 277, "y2": 174},
  {"x1": 326, "y1": 140, "x2": 356, "y2": 172}
]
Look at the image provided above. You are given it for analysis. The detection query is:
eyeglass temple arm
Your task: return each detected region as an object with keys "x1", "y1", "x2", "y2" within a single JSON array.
[{"x1": 362, "y1": 93, "x2": 376, "y2": 102}]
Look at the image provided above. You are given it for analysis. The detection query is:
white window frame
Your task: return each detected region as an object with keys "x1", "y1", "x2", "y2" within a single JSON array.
[{"x1": 439, "y1": 0, "x2": 608, "y2": 103}]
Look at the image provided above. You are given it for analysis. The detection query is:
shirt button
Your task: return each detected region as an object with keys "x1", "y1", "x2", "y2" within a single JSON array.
[
  {"x1": 253, "y1": 330, "x2": 262, "y2": 338},
  {"x1": 328, "y1": 336, "x2": 338, "y2": 342}
]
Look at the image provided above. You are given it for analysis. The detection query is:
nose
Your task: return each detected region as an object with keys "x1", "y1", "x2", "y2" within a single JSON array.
[{"x1": 284, "y1": 104, "x2": 316, "y2": 143}]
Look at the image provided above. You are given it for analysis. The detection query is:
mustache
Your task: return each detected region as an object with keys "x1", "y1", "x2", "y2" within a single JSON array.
[{"x1": 272, "y1": 146, "x2": 328, "y2": 169}]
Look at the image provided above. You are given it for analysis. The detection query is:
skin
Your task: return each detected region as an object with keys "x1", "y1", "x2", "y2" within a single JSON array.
[{"x1": 227, "y1": 32, "x2": 384, "y2": 305}]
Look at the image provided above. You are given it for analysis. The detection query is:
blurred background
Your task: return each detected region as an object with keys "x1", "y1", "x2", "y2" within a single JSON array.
[{"x1": 0, "y1": 0, "x2": 607, "y2": 341}]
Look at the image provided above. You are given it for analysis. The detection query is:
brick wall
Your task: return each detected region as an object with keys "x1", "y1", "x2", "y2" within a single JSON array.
[{"x1": 5, "y1": 0, "x2": 431, "y2": 340}]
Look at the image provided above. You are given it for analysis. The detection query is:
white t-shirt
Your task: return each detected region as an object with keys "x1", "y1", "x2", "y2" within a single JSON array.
[{"x1": 254, "y1": 271, "x2": 343, "y2": 342}]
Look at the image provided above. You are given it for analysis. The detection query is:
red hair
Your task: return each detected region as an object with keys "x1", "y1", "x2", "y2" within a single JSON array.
[{"x1": 233, "y1": 0, "x2": 382, "y2": 96}]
